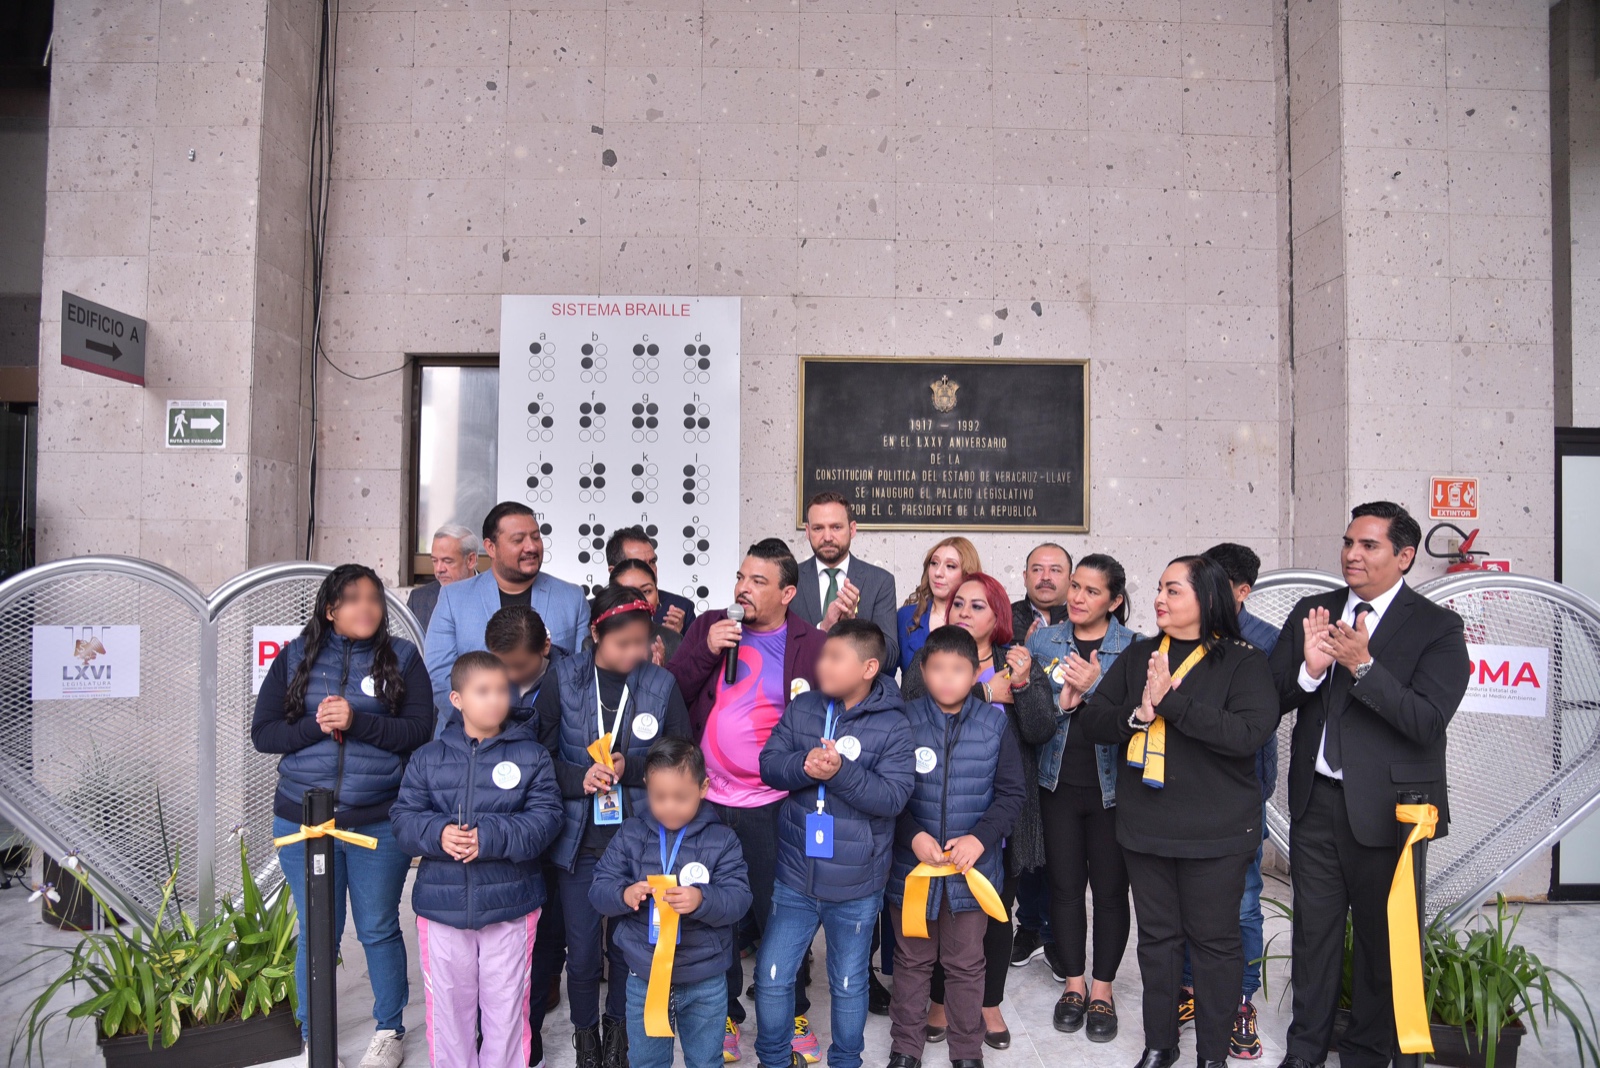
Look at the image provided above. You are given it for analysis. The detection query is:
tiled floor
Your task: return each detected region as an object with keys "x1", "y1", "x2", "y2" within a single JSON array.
[{"x1": 3, "y1": 867, "x2": 1594, "y2": 1067}]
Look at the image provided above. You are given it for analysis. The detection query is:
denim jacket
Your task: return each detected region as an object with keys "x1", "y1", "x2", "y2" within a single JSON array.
[{"x1": 1026, "y1": 616, "x2": 1140, "y2": 807}]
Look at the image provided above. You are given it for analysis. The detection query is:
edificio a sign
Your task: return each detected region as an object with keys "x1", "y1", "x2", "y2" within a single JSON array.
[
  {"x1": 60, "y1": 291, "x2": 146, "y2": 386},
  {"x1": 798, "y1": 357, "x2": 1089, "y2": 531}
]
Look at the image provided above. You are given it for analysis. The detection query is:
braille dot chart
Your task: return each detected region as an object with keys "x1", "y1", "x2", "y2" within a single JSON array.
[{"x1": 498, "y1": 296, "x2": 741, "y2": 609}]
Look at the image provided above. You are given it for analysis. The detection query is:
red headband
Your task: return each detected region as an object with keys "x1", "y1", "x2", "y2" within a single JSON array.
[{"x1": 595, "y1": 600, "x2": 654, "y2": 627}]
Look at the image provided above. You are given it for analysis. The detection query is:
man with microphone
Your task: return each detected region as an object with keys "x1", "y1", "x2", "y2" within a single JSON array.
[{"x1": 667, "y1": 537, "x2": 828, "y2": 1062}]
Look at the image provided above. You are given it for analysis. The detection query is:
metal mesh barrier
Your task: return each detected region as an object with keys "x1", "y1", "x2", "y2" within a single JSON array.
[
  {"x1": 1244, "y1": 569, "x2": 1346, "y2": 850},
  {"x1": 1411, "y1": 573, "x2": 1600, "y2": 922},
  {"x1": 0, "y1": 558, "x2": 424, "y2": 922}
]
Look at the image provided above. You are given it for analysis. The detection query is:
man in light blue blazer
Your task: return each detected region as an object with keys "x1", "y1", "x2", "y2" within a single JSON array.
[
  {"x1": 423, "y1": 501, "x2": 588, "y2": 723},
  {"x1": 791, "y1": 492, "x2": 899, "y2": 673}
]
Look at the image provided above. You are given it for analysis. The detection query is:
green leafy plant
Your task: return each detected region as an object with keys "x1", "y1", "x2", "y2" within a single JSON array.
[
  {"x1": 1426, "y1": 894, "x2": 1599, "y2": 1068},
  {"x1": 8, "y1": 835, "x2": 297, "y2": 1065}
]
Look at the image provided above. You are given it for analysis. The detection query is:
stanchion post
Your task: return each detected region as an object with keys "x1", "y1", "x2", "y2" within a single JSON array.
[
  {"x1": 1396, "y1": 790, "x2": 1430, "y2": 1068},
  {"x1": 304, "y1": 789, "x2": 338, "y2": 1068}
]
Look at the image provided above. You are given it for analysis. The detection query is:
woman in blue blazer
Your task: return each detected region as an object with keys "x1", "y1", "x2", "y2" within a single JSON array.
[{"x1": 896, "y1": 536, "x2": 981, "y2": 674}]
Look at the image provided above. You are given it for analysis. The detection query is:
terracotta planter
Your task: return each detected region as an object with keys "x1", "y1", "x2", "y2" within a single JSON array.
[
  {"x1": 1331, "y1": 1008, "x2": 1527, "y2": 1067},
  {"x1": 98, "y1": 1005, "x2": 301, "y2": 1068}
]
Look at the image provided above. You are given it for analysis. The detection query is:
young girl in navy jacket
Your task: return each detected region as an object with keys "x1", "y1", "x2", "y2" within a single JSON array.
[
  {"x1": 390, "y1": 651, "x2": 563, "y2": 1068},
  {"x1": 536, "y1": 583, "x2": 691, "y2": 1068}
]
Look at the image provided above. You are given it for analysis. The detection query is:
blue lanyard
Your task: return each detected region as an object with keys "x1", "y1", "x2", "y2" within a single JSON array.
[
  {"x1": 817, "y1": 701, "x2": 837, "y2": 813},
  {"x1": 658, "y1": 824, "x2": 686, "y2": 876}
]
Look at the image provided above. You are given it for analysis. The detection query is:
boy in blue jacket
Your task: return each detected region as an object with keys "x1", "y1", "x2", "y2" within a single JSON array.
[
  {"x1": 755, "y1": 620, "x2": 915, "y2": 1068},
  {"x1": 886, "y1": 626, "x2": 1025, "y2": 1068},
  {"x1": 391, "y1": 651, "x2": 564, "y2": 1068},
  {"x1": 590, "y1": 738, "x2": 753, "y2": 1068}
]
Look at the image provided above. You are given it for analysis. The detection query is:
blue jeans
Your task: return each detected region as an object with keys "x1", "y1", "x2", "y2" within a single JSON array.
[
  {"x1": 755, "y1": 881, "x2": 882, "y2": 1068},
  {"x1": 273, "y1": 814, "x2": 412, "y2": 1038},
  {"x1": 627, "y1": 971, "x2": 727, "y2": 1068},
  {"x1": 559, "y1": 850, "x2": 629, "y2": 1029},
  {"x1": 1015, "y1": 866, "x2": 1053, "y2": 941},
  {"x1": 1182, "y1": 836, "x2": 1266, "y2": 1000}
]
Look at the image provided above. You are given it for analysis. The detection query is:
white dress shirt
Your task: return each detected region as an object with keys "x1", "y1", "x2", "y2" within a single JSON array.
[
  {"x1": 1299, "y1": 578, "x2": 1405, "y2": 779},
  {"x1": 818, "y1": 554, "x2": 852, "y2": 614}
]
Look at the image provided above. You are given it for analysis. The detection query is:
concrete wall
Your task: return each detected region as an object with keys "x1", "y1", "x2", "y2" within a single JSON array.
[{"x1": 1554, "y1": 0, "x2": 1600, "y2": 429}]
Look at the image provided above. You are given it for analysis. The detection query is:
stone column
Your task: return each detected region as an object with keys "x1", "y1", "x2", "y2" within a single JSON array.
[
  {"x1": 37, "y1": 0, "x2": 315, "y2": 590},
  {"x1": 1285, "y1": 0, "x2": 1554, "y2": 577}
]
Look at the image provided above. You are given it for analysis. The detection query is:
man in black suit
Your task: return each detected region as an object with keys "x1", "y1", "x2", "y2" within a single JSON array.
[
  {"x1": 792, "y1": 492, "x2": 900, "y2": 673},
  {"x1": 605, "y1": 525, "x2": 697, "y2": 633},
  {"x1": 1010, "y1": 542, "x2": 1073, "y2": 644},
  {"x1": 1269, "y1": 501, "x2": 1470, "y2": 1068}
]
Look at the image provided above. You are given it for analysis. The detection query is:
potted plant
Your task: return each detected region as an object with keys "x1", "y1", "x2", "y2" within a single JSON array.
[
  {"x1": 10, "y1": 835, "x2": 303, "y2": 1068},
  {"x1": 1259, "y1": 895, "x2": 1598, "y2": 1068}
]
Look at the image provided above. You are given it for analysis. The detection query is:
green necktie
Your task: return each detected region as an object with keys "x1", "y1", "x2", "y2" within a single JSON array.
[{"x1": 822, "y1": 568, "x2": 841, "y2": 616}]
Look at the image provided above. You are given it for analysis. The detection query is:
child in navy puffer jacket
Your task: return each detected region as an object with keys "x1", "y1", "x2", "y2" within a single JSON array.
[
  {"x1": 590, "y1": 739, "x2": 752, "y2": 1068},
  {"x1": 391, "y1": 652, "x2": 563, "y2": 1068}
]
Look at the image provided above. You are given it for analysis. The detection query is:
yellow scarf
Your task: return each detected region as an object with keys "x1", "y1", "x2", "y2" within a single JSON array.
[
  {"x1": 1389, "y1": 803, "x2": 1439, "y2": 1054},
  {"x1": 1126, "y1": 635, "x2": 1209, "y2": 789},
  {"x1": 900, "y1": 862, "x2": 1009, "y2": 938}
]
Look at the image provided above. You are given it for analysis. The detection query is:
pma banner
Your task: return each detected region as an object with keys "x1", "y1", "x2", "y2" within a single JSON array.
[
  {"x1": 1462, "y1": 644, "x2": 1548, "y2": 718},
  {"x1": 30, "y1": 625, "x2": 141, "y2": 700}
]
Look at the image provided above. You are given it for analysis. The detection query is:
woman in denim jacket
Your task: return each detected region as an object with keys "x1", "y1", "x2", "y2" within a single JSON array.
[{"x1": 1024, "y1": 554, "x2": 1140, "y2": 1043}]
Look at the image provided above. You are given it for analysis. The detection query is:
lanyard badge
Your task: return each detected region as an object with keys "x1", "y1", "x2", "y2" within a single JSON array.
[
  {"x1": 649, "y1": 824, "x2": 686, "y2": 945},
  {"x1": 593, "y1": 670, "x2": 629, "y2": 826},
  {"x1": 806, "y1": 701, "x2": 837, "y2": 859}
]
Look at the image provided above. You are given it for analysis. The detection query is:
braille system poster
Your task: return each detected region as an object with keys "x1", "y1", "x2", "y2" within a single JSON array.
[{"x1": 497, "y1": 296, "x2": 742, "y2": 613}]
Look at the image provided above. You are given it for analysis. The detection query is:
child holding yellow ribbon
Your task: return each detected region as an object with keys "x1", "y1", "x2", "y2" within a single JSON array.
[
  {"x1": 885, "y1": 626, "x2": 1024, "y2": 1068},
  {"x1": 590, "y1": 739, "x2": 753, "y2": 1068},
  {"x1": 389, "y1": 651, "x2": 565, "y2": 1068}
]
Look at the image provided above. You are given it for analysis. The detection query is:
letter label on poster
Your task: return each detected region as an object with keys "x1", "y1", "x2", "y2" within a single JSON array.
[
  {"x1": 31, "y1": 625, "x2": 141, "y2": 700},
  {"x1": 1461, "y1": 644, "x2": 1547, "y2": 718}
]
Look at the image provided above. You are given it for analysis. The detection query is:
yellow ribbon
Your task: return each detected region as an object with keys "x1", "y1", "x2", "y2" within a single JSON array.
[
  {"x1": 587, "y1": 733, "x2": 616, "y2": 774},
  {"x1": 1389, "y1": 803, "x2": 1439, "y2": 1054},
  {"x1": 1126, "y1": 635, "x2": 1209, "y2": 789},
  {"x1": 900, "y1": 862, "x2": 1009, "y2": 939},
  {"x1": 271, "y1": 819, "x2": 378, "y2": 850},
  {"x1": 643, "y1": 873, "x2": 680, "y2": 1037}
]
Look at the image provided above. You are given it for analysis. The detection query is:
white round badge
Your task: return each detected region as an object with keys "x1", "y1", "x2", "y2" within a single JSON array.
[
  {"x1": 680, "y1": 862, "x2": 710, "y2": 887},
  {"x1": 1050, "y1": 663, "x2": 1067, "y2": 687},
  {"x1": 836, "y1": 736, "x2": 862, "y2": 762},
  {"x1": 492, "y1": 761, "x2": 522, "y2": 790},
  {"x1": 633, "y1": 713, "x2": 660, "y2": 741},
  {"x1": 360, "y1": 675, "x2": 377, "y2": 697},
  {"x1": 915, "y1": 747, "x2": 938, "y2": 775},
  {"x1": 790, "y1": 679, "x2": 811, "y2": 700}
]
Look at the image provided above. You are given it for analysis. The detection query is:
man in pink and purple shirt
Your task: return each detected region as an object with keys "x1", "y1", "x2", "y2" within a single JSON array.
[{"x1": 667, "y1": 538, "x2": 827, "y2": 1060}]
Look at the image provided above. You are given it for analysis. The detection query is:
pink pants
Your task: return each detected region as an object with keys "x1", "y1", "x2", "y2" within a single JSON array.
[{"x1": 417, "y1": 910, "x2": 539, "y2": 1068}]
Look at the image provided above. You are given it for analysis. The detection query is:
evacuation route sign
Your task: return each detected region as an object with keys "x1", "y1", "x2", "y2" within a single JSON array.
[
  {"x1": 60, "y1": 291, "x2": 146, "y2": 385},
  {"x1": 166, "y1": 401, "x2": 226, "y2": 448}
]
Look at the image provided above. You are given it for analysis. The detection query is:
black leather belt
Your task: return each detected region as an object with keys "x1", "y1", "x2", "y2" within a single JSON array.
[{"x1": 1315, "y1": 774, "x2": 1344, "y2": 789}]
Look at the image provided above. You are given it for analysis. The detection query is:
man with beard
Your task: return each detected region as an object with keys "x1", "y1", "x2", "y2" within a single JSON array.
[
  {"x1": 666, "y1": 539, "x2": 828, "y2": 1062},
  {"x1": 1011, "y1": 543, "x2": 1073, "y2": 644},
  {"x1": 792, "y1": 492, "x2": 899, "y2": 675},
  {"x1": 423, "y1": 501, "x2": 589, "y2": 716}
]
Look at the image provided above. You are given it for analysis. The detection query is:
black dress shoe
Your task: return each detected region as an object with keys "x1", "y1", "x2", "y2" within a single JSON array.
[
  {"x1": 924, "y1": 1024, "x2": 946, "y2": 1043},
  {"x1": 1197, "y1": 1059, "x2": 1227, "y2": 1068},
  {"x1": 1053, "y1": 989, "x2": 1086, "y2": 1033},
  {"x1": 984, "y1": 1028, "x2": 1011, "y2": 1050},
  {"x1": 1275, "y1": 1059, "x2": 1325, "y2": 1068},
  {"x1": 1132, "y1": 1050, "x2": 1179, "y2": 1068},
  {"x1": 868, "y1": 969, "x2": 891, "y2": 1016},
  {"x1": 886, "y1": 1055, "x2": 921, "y2": 1068},
  {"x1": 1085, "y1": 998, "x2": 1117, "y2": 1043},
  {"x1": 951, "y1": 1060, "x2": 984, "y2": 1068}
]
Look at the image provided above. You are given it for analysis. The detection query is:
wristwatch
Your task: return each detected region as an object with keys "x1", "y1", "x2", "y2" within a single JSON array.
[{"x1": 1354, "y1": 659, "x2": 1375, "y2": 681}]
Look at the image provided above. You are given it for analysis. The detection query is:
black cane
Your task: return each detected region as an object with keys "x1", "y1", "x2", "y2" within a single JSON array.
[
  {"x1": 304, "y1": 789, "x2": 338, "y2": 1068},
  {"x1": 1396, "y1": 790, "x2": 1430, "y2": 1068}
]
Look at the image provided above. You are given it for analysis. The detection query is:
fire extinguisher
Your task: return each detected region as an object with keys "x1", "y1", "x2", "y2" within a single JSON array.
[{"x1": 1424, "y1": 522, "x2": 1490, "y2": 573}]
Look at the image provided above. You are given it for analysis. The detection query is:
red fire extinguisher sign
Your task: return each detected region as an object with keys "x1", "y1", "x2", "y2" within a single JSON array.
[{"x1": 1429, "y1": 477, "x2": 1479, "y2": 520}]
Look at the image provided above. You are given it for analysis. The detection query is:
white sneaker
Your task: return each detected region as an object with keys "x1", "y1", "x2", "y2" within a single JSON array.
[
  {"x1": 358, "y1": 1030, "x2": 404, "y2": 1068},
  {"x1": 300, "y1": 1043, "x2": 346, "y2": 1068}
]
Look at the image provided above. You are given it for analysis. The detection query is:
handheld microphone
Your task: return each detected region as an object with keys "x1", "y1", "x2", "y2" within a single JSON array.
[{"x1": 724, "y1": 604, "x2": 745, "y2": 685}]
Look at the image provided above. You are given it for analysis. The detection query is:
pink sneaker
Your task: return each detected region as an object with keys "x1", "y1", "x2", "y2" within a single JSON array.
[{"x1": 792, "y1": 1016, "x2": 821, "y2": 1063}]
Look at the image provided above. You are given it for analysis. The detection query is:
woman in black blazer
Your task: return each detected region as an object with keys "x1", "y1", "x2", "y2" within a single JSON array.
[{"x1": 1068, "y1": 556, "x2": 1279, "y2": 1068}]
